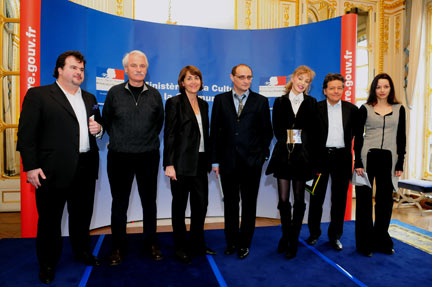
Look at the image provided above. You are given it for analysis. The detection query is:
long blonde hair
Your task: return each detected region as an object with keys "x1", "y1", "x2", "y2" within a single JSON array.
[{"x1": 285, "y1": 65, "x2": 316, "y2": 94}]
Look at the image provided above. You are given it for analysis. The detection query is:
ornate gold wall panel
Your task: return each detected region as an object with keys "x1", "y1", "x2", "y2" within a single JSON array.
[
  {"x1": 307, "y1": 0, "x2": 337, "y2": 23},
  {"x1": 235, "y1": 0, "x2": 299, "y2": 29},
  {"x1": 70, "y1": 0, "x2": 134, "y2": 18}
]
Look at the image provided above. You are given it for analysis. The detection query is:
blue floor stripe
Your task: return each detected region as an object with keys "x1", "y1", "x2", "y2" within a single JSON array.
[
  {"x1": 300, "y1": 239, "x2": 367, "y2": 287},
  {"x1": 206, "y1": 255, "x2": 228, "y2": 287},
  {"x1": 78, "y1": 234, "x2": 105, "y2": 287}
]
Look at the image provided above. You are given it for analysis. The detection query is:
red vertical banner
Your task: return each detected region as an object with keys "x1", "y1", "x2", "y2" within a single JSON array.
[
  {"x1": 340, "y1": 14, "x2": 357, "y2": 221},
  {"x1": 20, "y1": 0, "x2": 41, "y2": 238}
]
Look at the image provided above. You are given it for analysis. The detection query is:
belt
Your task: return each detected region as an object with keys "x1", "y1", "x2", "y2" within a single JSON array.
[{"x1": 326, "y1": 147, "x2": 344, "y2": 154}]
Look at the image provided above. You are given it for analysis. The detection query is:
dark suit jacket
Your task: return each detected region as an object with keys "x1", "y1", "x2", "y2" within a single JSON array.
[
  {"x1": 163, "y1": 93, "x2": 211, "y2": 176},
  {"x1": 315, "y1": 99, "x2": 358, "y2": 178},
  {"x1": 210, "y1": 89, "x2": 273, "y2": 174},
  {"x1": 17, "y1": 82, "x2": 101, "y2": 188},
  {"x1": 266, "y1": 94, "x2": 318, "y2": 180}
]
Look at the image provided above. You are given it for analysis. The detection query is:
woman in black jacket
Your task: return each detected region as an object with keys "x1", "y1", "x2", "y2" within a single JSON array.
[
  {"x1": 266, "y1": 65, "x2": 318, "y2": 259},
  {"x1": 163, "y1": 65, "x2": 215, "y2": 264}
]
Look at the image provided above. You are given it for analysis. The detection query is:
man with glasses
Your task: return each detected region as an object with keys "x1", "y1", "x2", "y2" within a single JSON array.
[{"x1": 210, "y1": 64, "x2": 272, "y2": 259}]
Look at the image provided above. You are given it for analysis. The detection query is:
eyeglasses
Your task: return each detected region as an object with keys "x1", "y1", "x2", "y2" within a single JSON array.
[{"x1": 235, "y1": 75, "x2": 253, "y2": 81}]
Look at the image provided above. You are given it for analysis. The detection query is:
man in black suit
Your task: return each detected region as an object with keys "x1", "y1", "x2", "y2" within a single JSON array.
[
  {"x1": 17, "y1": 51, "x2": 103, "y2": 284},
  {"x1": 306, "y1": 73, "x2": 358, "y2": 251},
  {"x1": 210, "y1": 64, "x2": 273, "y2": 259}
]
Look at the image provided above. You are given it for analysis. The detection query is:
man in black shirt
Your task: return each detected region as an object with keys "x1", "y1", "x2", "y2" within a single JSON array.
[{"x1": 102, "y1": 50, "x2": 164, "y2": 265}]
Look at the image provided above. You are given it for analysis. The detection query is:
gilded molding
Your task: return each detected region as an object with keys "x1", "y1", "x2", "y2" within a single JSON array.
[
  {"x1": 1, "y1": 190, "x2": 20, "y2": 203},
  {"x1": 246, "y1": 0, "x2": 252, "y2": 29},
  {"x1": 116, "y1": 0, "x2": 124, "y2": 16},
  {"x1": 384, "y1": 16, "x2": 389, "y2": 54},
  {"x1": 379, "y1": 0, "x2": 384, "y2": 73},
  {"x1": 343, "y1": 2, "x2": 373, "y2": 13},
  {"x1": 307, "y1": 0, "x2": 336, "y2": 21},
  {"x1": 308, "y1": 0, "x2": 337, "y2": 10},
  {"x1": 396, "y1": 15, "x2": 401, "y2": 51},
  {"x1": 283, "y1": 6, "x2": 290, "y2": 27},
  {"x1": 166, "y1": 0, "x2": 177, "y2": 24},
  {"x1": 296, "y1": 0, "x2": 299, "y2": 26},
  {"x1": 383, "y1": 0, "x2": 405, "y2": 10}
]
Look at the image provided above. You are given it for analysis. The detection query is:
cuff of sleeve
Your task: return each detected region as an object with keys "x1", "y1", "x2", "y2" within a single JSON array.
[
  {"x1": 354, "y1": 160, "x2": 364, "y2": 169},
  {"x1": 95, "y1": 127, "x2": 104, "y2": 139},
  {"x1": 395, "y1": 157, "x2": 404, "y2": 171}
]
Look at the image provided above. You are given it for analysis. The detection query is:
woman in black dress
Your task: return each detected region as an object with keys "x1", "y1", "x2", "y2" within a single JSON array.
[{"x1": 266, "y1": 65, "x2": 318, "y2": 259}]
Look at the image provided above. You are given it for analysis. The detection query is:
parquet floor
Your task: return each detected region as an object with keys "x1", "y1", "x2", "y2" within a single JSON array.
[{"x1": 1, "y1": 200, "x2": 431, "y2": 239}]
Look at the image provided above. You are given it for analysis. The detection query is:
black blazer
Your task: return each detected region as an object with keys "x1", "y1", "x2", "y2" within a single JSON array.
[
  {"x1": 210, "y1": 89, "x2": 273, "y2": 174},
  {"x1": 315, "y1": 100, "x2": 358, "y2": 178},
  {"x1": 163, "y1": 93, "x2": 211, "y2": 176},
  {"x1": 266, "y1": 94, "x2": 318, "y2": 180},
  {"x1": 17, "y1": 83, "x2": 101, "y2": 188}
]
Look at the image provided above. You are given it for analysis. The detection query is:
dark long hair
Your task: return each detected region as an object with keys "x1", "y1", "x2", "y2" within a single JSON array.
[{"x1": 367, "y1": 73, "x2": 399, "y2": 105}]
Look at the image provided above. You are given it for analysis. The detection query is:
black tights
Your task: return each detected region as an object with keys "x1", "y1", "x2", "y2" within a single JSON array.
[
  {"x1": 277, "y1": 179, "x2": 306, "y2": 252},
  {"x1": 278, "y1": 179, "x2": 305, "y2": 205}
]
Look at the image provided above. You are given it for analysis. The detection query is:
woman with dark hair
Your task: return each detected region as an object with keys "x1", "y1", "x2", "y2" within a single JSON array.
[
  {"x1": 266, "y1": 65, "x2": 318, "y2": 259},
  {"x1": 354, "y1": 73, "x2": 406, "y2": 257},
  {"x1": 163, "y1": 65, "x2": 215, "y2": 264}
]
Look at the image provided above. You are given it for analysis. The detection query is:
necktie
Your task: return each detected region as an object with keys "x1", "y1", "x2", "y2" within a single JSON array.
[{"x1": 236, "y1": 94, "x2": 245, "y2": 116}]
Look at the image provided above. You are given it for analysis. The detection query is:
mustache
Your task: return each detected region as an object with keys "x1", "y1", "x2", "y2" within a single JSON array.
[{"x1": 133, "y1": 72, "x2": 145, "y2": 76}]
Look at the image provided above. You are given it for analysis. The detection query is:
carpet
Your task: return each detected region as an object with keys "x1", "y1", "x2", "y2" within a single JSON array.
[{"x1": 1, "y1": 221, "x2": 431, "y2": 287}]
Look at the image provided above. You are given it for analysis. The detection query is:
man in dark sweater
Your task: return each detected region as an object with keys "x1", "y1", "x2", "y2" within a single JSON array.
[{"x1": 102, "y1": 50, "x2": 164, "y2": 265}]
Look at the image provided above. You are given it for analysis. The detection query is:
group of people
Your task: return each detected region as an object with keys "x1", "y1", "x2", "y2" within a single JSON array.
[{"x1": 17, "y1": 50, "x2": 406, "y2": 284}]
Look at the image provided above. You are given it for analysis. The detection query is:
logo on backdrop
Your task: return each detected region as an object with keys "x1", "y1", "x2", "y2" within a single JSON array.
[
  {"x1": 96, "y1": 67, "x2": 125, "y2": 104},
  {"x1": 259, "y1": 76, "x2": 287, "y2": 108}
]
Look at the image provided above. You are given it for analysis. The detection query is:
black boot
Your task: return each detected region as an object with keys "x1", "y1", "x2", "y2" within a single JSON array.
[
  {"x1": 286, "y1": 202, "x2": 306, "y2": 259},
  {"x1": 277, "y1": 201, "x2": 291, "y2": 253}
]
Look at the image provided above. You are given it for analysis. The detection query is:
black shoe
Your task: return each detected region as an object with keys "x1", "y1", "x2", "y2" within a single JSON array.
[
  {"x1": 39, "y1": 266, "x2": 55, "y2": 284},
  {"x1": 277, "y1": 237, "x2": 288, "y2": 253},
  {"x1": 109, "y1": 249, "x2": 122, "y2": 266},
  {"x1": 237, "y1": 247, "x2": 249, "y2": 259},
  {"x1": 306, "y1": 236, "x2": 319, "y2": 246},
  {"x1": 175, "y1": 250, "x2": 191, "y2": 264},
  {"x1": 376, "y1": 247, "x2": 395, "y2": 255},
  {"x1": 285, "y1": 249, "x2": 297, "y2": 260},
  {"x1": 224, "y1": 245, "x2": 237, "y2": 255},
  {"x1": 75, "y1": 252, "x2": 100, "y2": 266},
  {"x1": 205, "y1": 247, "x2": 217, "y2": 255},
  {"x1": 358, "y1": 249, "x2": 373, "y2": 257},
  {"x1": 150, "y1": 244, "x2": 164, "y2": 261},
  {"x1": 330, "y1": 239, "x2": 343, "y2": 251}
]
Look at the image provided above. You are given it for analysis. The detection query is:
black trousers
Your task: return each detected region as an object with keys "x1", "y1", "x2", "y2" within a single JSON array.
[
  {"x1": 35, "y1": 152, "x2": 96, "y2": 268},
  {"x1": 308, "y1": 148, "x2": 350, "y2": 241},
  {"x1": 221, "y1": 156, "x2": 263, "y2": 249},
  {"x1": 107, "y1": 150, "x2": 160, "y2": 250},
  {"x1": 170, "y1": 153, "x2": 208, "y2": 252},
  {"x1": 355, "y1": 149, "x2": 394, "y2": 253}
]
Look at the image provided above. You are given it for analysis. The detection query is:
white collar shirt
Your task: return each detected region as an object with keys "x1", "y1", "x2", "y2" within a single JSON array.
[
  {"x1": 56, "y1": 81, "x2": 90, "y2": 153},
  {"x1": 289, "y1": 91, "x2": 303, "y2": 115},
  {"x1": 325, "y1": 99, "x2": 345, "y2": 148}
]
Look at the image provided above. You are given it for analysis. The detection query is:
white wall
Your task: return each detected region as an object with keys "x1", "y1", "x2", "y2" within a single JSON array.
[{"x1": 135, "y1": 0, "x2": 235, "y2": 29}]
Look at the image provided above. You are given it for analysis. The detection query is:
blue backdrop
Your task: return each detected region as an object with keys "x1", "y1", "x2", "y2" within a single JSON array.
[{"x1": 40, "y1": 0, "x2": 342, "y2": 232}]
